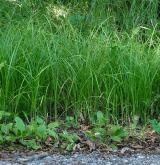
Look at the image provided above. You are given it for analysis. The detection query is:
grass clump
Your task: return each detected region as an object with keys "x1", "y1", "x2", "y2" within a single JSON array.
[
  {"x1": 1, "y1": 21, "x2": 160, "y2": 124},
  {"x1": 0, "y1": 0, "x2": 160, "y2": 125}
]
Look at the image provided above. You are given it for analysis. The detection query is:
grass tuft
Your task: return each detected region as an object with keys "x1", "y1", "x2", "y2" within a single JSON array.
[{"x1": 0, "y1": 0, "x2": 160, "y2": 124}]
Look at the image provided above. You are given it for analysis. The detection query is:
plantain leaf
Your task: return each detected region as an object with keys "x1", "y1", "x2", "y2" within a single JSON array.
[{"x1": 15, "y1": 116, "x2": 25, "y2": 133}]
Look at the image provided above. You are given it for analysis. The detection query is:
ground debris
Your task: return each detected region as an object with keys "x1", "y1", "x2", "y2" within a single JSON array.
[{"x1": 1, "y1": 152, "x2": 160, "y2": 165}]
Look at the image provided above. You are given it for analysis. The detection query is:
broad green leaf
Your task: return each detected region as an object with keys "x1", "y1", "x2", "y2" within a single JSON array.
[
  {"x1": 5, "y1": 136, "x2": 16, "y2": 142},
  {"x1": 48, "y1": 129, "x2": 59, "y2": 140},
  {"x1": 1, "y1": 124, "x2": 8, "y2": 134},
  {"x1": 36, "y1": 116, "x2": 45, "y2": 125},
  {"x1": 48, "y1": 122, "x2": 59, "y2": 129},
  {"x1": 0, "y1": 135, "x2": 4, "y2": 144},
  {"x1": 94, "y1": 127, "x2": 106, "y2": 138},
  {"x1": 65, "y1": 116, "x2": 78, "y2": 128},
  {"x1": 150, "y1": 119, "x2": 160, "y2": 134},
  {"x1": 97, "y1": 111, "x2": 104, "y2": 120},
  {"x1": 36, "y1": 124, "x2": 47, "y2": 140},
  {"x1": 111, "y1": 136, "x2": 122, "y2": 142},
  {"x1": 20, "y1": 139, "x2": 40, "y2": 150},
  {"x1": 15, "y1": 116, "x2": 25, "y2": 133},
  {"x1": 0, "y1": 111, "x2": 10, "y2": 120},
  {"x1": 27, "y1": 121, "x2": 38, "y2": 132},
  {"x1": 110, "y1": 126, "x2": 128, "y2": 137},
  {"x1": 66, "y1": 143, "x2": 74, "y2": 151},
  {"x1": 96, "y1": 111, "x2": 106, "y2": 126},
  {"x1": 62, "y1": 131, "x2": 78, "y2": 143}
]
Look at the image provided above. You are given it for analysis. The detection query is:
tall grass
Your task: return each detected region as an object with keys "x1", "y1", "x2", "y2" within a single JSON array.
[{"x1": 0, "y1": 0, "x2": 160, "y2": 123}]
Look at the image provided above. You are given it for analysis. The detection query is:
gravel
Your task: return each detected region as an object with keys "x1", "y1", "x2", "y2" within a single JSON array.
[{"x1": 1, "y1": 152, "x2": 160, "y2": 165}]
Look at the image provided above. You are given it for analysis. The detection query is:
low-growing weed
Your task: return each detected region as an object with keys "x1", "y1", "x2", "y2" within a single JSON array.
[
  {"x1": 0, "y1": 115, "x2": 79, "y2": 150},
  {"x1": 91, "y1": 111, "x2": 107, "y2": 127},
  {"x1": 0, "y1": 115, "x2": 60, "y2": 149},
  {"x1": 150, "y1": 119, "x2": 160, "y2": 134},
  {"x1": 65, "y1": 116, "x2": 79, "y2": 128},
  {"x1": 86, "y1": 111, "x2": 128, "y2": 146},
  {"x1": 108, "y1": 125, "x2": 128, "y2": 143},
  {"x1": 0, "y1": 114, "x2": 159, "y2": 151},
  {"x1": 61, "y1": 130, "x2": 79, "y2": 151}
]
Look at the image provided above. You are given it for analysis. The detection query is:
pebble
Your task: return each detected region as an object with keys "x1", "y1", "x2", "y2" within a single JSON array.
[{"x1": 0, "y1": 152, "x2": 160, "y2": 165}]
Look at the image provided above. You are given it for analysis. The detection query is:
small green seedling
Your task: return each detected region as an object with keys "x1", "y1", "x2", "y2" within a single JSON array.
[
  {"x1": 65, "y1": 116, "x2": 79, "y2": 128},
  {"x1": 92, "y1": 111, "x2": 107, "y2": 127},
  {"x1": 150, "y1": 119, "x2": 160, "y2": 134},
  {"x1": 109, "y1": 125, "x2": 128, "y2": 142}
]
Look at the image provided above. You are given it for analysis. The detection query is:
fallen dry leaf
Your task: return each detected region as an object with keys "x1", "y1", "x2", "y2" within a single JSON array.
[
  {"x1": 131, "y1": 144, "x2": 143, "y2": 149},
  {"x1": 77, "y1": 131, "x2": 96, "y2": 151},
  {"x1": 80, "y1": 125, "x2": 90, "y2": 131},
  {"x1": 73, "y1": 143, "x2": 81, "y2": 151},
  {"x1": 83, "y1": 140, "x2": 96, "y2": 151},
  {"x1": 120, "y1": 147, "x2": 134, "y2": 154}
]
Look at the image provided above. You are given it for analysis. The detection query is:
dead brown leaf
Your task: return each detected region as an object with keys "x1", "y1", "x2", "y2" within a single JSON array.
[
  {"x1": 81, "y1": 140, "x2": 96, "y2": 151},
  {"x1": 131, "y1": 144, "x2": 143, "y2": 149},
  {"x1": 80, "y1": 125, "x2": 90, "y2": 131}
]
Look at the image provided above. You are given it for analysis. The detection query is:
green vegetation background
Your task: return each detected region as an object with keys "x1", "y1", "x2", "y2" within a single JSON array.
[{"x1": 0, "y1": 0, "x2": 160, "y2": 124}]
